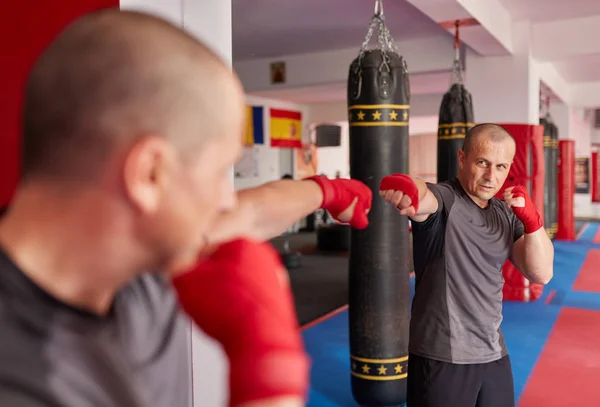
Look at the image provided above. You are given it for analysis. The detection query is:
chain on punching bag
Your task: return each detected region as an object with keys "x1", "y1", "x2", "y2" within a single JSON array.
[
  {"x1": 347, "y1": 1, "x2": 410, "y2": 405},
  {"x1": 437, "y1": 22, "x2": 475, "y2": 183}
]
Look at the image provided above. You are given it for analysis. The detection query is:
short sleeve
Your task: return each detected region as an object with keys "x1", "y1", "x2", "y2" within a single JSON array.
[
  {"x1": 512, "y1": 212, "x2": 525, "y2": 242},
  {"x1": 426, "y1": 181, "x2": 456, "y2": 216}
]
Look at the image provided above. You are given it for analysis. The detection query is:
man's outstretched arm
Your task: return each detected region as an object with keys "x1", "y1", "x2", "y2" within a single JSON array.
[{"x1": 207, "y1": 176, "x2": 372, "y2": 245}]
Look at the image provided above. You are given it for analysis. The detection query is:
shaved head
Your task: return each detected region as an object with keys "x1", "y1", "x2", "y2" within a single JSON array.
[
  {"x1": 462, "y1": 123, "x2": 515, "y2": 156},
  {"x1": 457, "y1": 123, "x2": 516, "y2": 207},
  {"x1": 22, "y1": 8, "x2": 243, "y2": 182}
]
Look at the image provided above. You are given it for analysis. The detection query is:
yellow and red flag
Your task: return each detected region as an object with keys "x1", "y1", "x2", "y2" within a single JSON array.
[{"x1": 269, "y1": 108, "x2": 302, "y2": 148}]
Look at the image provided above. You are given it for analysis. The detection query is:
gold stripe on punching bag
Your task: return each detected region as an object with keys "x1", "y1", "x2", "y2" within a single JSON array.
[
  {"x1": 348, "y1": 104, "x2": 409, "y2": 127},
  {"x1": 437, "y1": 122, "x2": 474, "y2": 140},
  {"x1": 350, "y1": 355, "x2": 409, "y2": 381}
]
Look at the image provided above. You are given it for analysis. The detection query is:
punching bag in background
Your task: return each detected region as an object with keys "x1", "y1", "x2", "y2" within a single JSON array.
[
  {"x1": 540, "y1": 116, "x2": 555, "y2": 239},
  {"x1": 437, "y1": 23, "x2": 475, "y2": 183},
  {"x1": 550, "y1": 121, "x2": 559, "y2": 237},
  {"x1": 556, "y1": 140, "x2": 576, "y2": 241},
  {"x1": 347, "y1": 1, "x2": 410, "y2": 405},
  {"x1": 495, "y1": 124, "x2": 545, "y2": 302}
]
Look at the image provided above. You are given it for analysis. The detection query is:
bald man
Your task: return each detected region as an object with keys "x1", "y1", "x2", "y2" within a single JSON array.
[
  {"x1": 380, "y1": 124, "x2": 554, "y2": 407},
  {"x1": 0, "y1": 9, "x2": 372, "y2": 407}
]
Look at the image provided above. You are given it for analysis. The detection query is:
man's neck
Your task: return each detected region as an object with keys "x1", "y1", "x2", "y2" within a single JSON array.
[
  {"x1": 455, "y1": 175, "x2": 489, "y2": 209},
  {"x1": 0, "y1": 186, "x2": 145, "y2": 315}
]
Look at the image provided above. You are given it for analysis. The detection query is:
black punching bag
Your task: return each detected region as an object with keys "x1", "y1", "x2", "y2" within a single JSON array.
[
  {"x1": 437, "y1": 83, "x2": 475, "y2": 182},
  {"x1": 347, "y1": 4, "x2": 411, "y2": 405},
  {"x1": 540, "y1": 116, "x2": 553, "y2": 238},
  {"x1": 550, "y1": 120, "x2": 559, "y2": 236}
]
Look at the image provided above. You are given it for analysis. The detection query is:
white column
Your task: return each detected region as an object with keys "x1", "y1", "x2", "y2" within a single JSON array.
[
  {"x1": 119, "y1": 1, "x2": 231, "y2": 406},
  {"x1": 465, "y1": 22, "x2": 540, "y2": 125}
]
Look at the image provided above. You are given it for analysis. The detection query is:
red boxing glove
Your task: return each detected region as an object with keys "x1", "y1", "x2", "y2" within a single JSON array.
[
  {"x1": 306, "y1": 176, "x2": 372, "y2": 229},
  {"x1": 171, "y1": 239, "x2": 309, "y2": 407},
  {"x1": 379, "y1": 173, "x2": 420, "y2": 213},
  {"x1": 504, "y1": 185, "x2": 543, "y2": 233}
]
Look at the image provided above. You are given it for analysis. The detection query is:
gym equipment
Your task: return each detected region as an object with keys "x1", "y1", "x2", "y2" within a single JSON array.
[
  {"x1": 592, "y1": 152, "x2": 600, "y2": 203},
  {"x1": 280, "y1": 220, "x2": 302, "y2": 269},
  {"x1": 550, "y1": 120, "x2": 559, "y2": 236},
  {"x1": 540, "y1": 115, "x2": 553, "y2": 238},
  {"x1": 346, "y1": 0, "x2": 410, "y2": 405},
  {"x1": 437, "y1": 21, "x2": 475, "y2": 183},
  {"x1": 494, "y1": 124, "x2": 545, "y2": 302},
  {"x1": 556, "y1": 140, "x2": 575, "y2": 240}
]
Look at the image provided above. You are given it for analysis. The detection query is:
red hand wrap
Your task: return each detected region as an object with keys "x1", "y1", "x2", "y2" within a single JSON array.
[
  {"x1": 306, "y1": 176, "x2": 372, "y2": 229},
  {"x1": 172, "y1": 239, "x2": 309, "y2": 407},
  {"x1": 508, "y1": 185, "x2": 543, "y2": 234},
  {"x1": 379, "y1": 174, "x2": 420, "y2": 213}
]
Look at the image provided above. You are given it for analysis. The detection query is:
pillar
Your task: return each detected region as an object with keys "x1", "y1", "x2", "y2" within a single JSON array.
[{"x1": 119, "y1": 1, "x2": 232, "y2": 406}]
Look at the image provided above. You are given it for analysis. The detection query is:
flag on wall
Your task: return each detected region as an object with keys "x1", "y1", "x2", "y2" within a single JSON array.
[
  {"x1": 270, "y1": 108, "x2": 302, "y2": 148},
  {"x1": 244, "y1": 105, "x2": 264, "y2": 146}
]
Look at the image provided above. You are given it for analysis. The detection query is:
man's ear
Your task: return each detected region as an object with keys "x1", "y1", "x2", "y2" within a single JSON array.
[
  {"x1": 122, "y1": 136, "x2": 171, "y2": 214},
  {"x1": 457, "y1": 149, "x2": 465, "y2": 170}
]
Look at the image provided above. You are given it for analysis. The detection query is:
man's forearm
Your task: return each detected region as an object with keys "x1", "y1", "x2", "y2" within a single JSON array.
[
  {"x1": 207, "y1": 180, "x2": 323, "y2": 244},
  {"x1": 522, "y1": 228, "x2": 554, "y2": 284}
]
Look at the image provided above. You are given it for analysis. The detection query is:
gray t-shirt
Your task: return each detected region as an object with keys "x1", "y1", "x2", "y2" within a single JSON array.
[
  {"x1": 410, "y1": 178, "x2": 524, "y2": 364},
  {"x1": 0, "y1": 249, "x2": 191, "y2": 406}
]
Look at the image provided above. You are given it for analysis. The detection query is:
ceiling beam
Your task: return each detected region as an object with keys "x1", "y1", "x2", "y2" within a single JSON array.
[
  {"x1": 406, "y1": 0, "x2": 513, "y2": 56},
  {"x1": 533, "y1": 15, "x2": 600, "y2": 62}
]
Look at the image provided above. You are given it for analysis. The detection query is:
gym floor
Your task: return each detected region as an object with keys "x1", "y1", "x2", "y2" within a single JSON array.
[{"x1": 283, "y1": 221, "x2": 600, "y2": 406}]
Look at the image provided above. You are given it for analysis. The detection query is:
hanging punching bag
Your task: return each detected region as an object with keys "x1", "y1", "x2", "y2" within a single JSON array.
[
  {"x1": 437, "y1": 25, "x2": 475, "y2": 183},
  {"x1": 347, "y1": 1, "x2": 410, "y2": 405},
  {"x1": 550, "y1": 121, "x2": 559, "y2": 237},
  {"x1": 540, "y1": 116, "x2": 553, "y2": 238},
  {"x1": 437, "y1": 84, "x2": 475, "y2": 182}
]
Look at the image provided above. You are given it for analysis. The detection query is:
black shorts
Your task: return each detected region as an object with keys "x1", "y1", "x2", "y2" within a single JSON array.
[{"x1": 407, "y1": 353, "x2": 515, "y2": 407}]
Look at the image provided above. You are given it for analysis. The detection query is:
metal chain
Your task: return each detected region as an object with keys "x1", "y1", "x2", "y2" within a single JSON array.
[
  {"x1": 451, "y1": 47, "x2": 464, "y2": 85},
  {"x1": 450, "y1": 21, "x2": 464, "y2": 85},
  {"x1": 357, "y1": 0, "x2": 399, "y2": 67}
]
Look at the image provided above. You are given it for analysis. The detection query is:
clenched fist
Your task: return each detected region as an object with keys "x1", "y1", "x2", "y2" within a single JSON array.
[
  {"x1": 379, "y1": 174, "x2": 420, "y2": 217},
  {"x1": 503, "y1": 185, "x2": 543, "y2": 234}
]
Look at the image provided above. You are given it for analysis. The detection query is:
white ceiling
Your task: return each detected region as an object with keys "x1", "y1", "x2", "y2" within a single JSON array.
[
  {"x1": 553, "y1": 53, "x2": 600, "y2": 83},
  {"x1": 498, "y1": 0, "x2": 600, "y2": 22},
  {"x1": 233, "y1": 0, "x2": 600, "y2": 107},
  {"x1": 250, "y1": 71, "x2": 453, "y2": 104},
  {"x1": 232, "y1": 0, "x2": 450, "y2": 60}
]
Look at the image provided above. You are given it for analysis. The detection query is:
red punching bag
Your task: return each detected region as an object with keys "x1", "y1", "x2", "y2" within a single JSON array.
[
  {"x1": 592, "y1": 151, "x2": 600, "y2": 203},
  {"x1": 556, "y1": 140, "x2": 576, "y2": 240},
  {"x1": 495, "y1": 124, "x2": 545, "y2": 302},
  {"x1": 0, "y1": 0, "x2": 118, "y2": 208}
]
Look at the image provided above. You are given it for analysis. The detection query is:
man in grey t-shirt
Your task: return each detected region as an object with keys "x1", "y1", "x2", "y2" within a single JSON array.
[{"x1": 380, "y1": 123, "x2": 554, "y2": 407}]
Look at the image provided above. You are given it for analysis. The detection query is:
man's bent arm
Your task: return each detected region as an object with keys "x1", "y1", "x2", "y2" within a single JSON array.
[
  {"x1": 208, "y1": 180, "x2": 323, "y2": 244},
  {"x1": 510, "y1": 228, "x2": 554, "y2": 285}
]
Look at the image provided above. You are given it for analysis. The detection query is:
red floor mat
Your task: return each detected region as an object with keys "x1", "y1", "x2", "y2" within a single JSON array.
[
  {"x1": 594, "y1": 227, "x2": 600, "y2": 243},
  {"x1": 518, "y1": 307, "x2": 600, "y2": 406},
  {"x1": 572, "y1": 249, "x2": 600, "y2": 293}
]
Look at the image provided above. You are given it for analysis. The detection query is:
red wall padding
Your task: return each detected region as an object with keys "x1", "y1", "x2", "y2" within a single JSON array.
[
  {"x1": 0, "y1": 1, "x2": 118, "y2": 207},
  {"x1": 495, "y1": 124, "x2": 545, "y2": 302},
  {"x1": 592, "y1": 152, "x2": 600, "y2": 203},
  {"x1": 556, "y1": 140, "x2": 576, "y2": 241}
]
